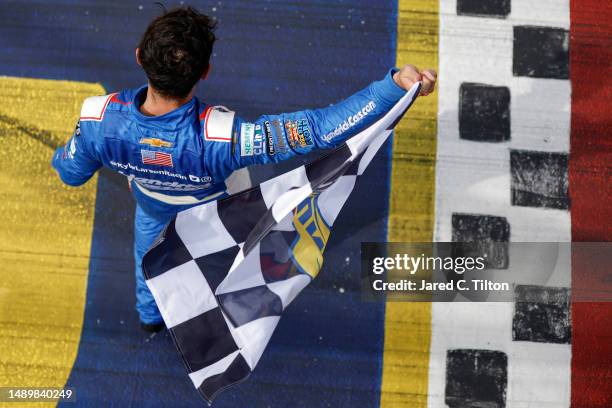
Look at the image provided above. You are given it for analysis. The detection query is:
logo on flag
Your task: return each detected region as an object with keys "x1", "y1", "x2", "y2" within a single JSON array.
[
  {"x1": 140, "y1": 150, "x2": 173, "y2": 167},
  {"x1": 290, "y1": 194, "x2": 330, "y2": 278}
]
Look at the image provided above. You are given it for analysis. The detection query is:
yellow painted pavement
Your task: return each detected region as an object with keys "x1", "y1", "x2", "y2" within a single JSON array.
[
  {"x1": 380, "y1": 1, "x2": 438, "y2": 407},
  {"x1": 0, "y1": 77, "x2": 103, "y2": 405}
]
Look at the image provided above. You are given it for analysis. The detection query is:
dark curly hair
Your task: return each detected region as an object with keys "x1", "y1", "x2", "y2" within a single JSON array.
[{"x1": 137, "y1": 6, "x2": 217, "y2": 98}]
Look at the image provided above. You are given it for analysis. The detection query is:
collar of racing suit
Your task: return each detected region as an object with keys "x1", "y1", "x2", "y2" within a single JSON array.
[{"x1": 129, "y1": 85, "x2": 198, "y2": 130}]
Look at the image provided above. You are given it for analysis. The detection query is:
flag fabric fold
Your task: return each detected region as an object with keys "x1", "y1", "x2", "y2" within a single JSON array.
[{"x1": 142, "y1": 83, "x2": 421, "y2": 404}]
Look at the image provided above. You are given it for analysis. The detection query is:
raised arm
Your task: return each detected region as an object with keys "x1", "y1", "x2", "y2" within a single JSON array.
[{"x1": 204, "y1": 65, "x2": 436, "y2": 179}]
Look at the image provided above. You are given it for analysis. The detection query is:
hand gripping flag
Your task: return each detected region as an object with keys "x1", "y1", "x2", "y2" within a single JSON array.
[{"x1": 142, "y1": 83, "x2": 421, "y2": 404}]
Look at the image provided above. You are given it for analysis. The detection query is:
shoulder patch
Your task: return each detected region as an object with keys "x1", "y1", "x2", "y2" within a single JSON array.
[
  {"x1": 202, "y1": 105, "x2": 235, "y2": 142},
  {"x1": 80, "y1": 93, "x2": 114, "y2": 121}
]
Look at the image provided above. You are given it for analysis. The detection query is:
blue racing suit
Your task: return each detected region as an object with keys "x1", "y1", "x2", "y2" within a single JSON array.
[{"x1": 52, "y1": 69, "x2": 407, "y2": 324}]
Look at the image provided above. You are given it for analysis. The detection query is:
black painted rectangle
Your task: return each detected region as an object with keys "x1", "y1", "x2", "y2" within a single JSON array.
[
  {"x1": 513, "y1": 284, "x2": 571, "y2": 344},
  {"x1": 510, "y1": 149, "x2": 570, "y2": 210},
  {"x1": 445, "y1": 349, "x2": 508, "y2": 408},
  {"x1": 457, "y1": 0, "x2": 510, "y2": 18},
  {"x1": 513, "y1": 26, "x2": 569, "y2": 79},
  {"x1": 452, "y1": 213, "x2": 510, "y2": 268},
  {"x1": 459, "y1": 83, "x2": 510, "y2": 142}
]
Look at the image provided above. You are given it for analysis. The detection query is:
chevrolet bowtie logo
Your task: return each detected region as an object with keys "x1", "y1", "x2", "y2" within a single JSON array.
[{"x1": 139, "y1": 138, "x2": 173, "y2": 148}]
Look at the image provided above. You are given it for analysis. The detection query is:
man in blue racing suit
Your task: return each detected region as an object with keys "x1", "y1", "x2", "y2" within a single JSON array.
[{"x1": 52, "y1": 6, "x2": 437, "y2": 332}]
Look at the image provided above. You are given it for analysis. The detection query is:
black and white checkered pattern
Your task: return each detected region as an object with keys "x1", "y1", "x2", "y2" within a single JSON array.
[
  {"x1": 142, "y1": 83, "x2": 420, "y2": 404},
  {"x1": 433, "y1": 1, "x2": 572, "y2": 405}
]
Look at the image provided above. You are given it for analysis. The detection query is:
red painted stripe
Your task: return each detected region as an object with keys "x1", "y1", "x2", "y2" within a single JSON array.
[{"x1": 570, "y1": 1, "x2": 612, "y2": 406}]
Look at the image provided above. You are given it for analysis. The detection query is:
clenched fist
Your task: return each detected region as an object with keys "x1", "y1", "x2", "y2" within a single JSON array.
[{"x1": 393, "y1": 64, "x2": 437, "y2": 96}]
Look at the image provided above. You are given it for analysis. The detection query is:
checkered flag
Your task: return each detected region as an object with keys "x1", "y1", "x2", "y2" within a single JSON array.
[{"x1": 142, "y1": 83, "x2": 420, "y2": 404}]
